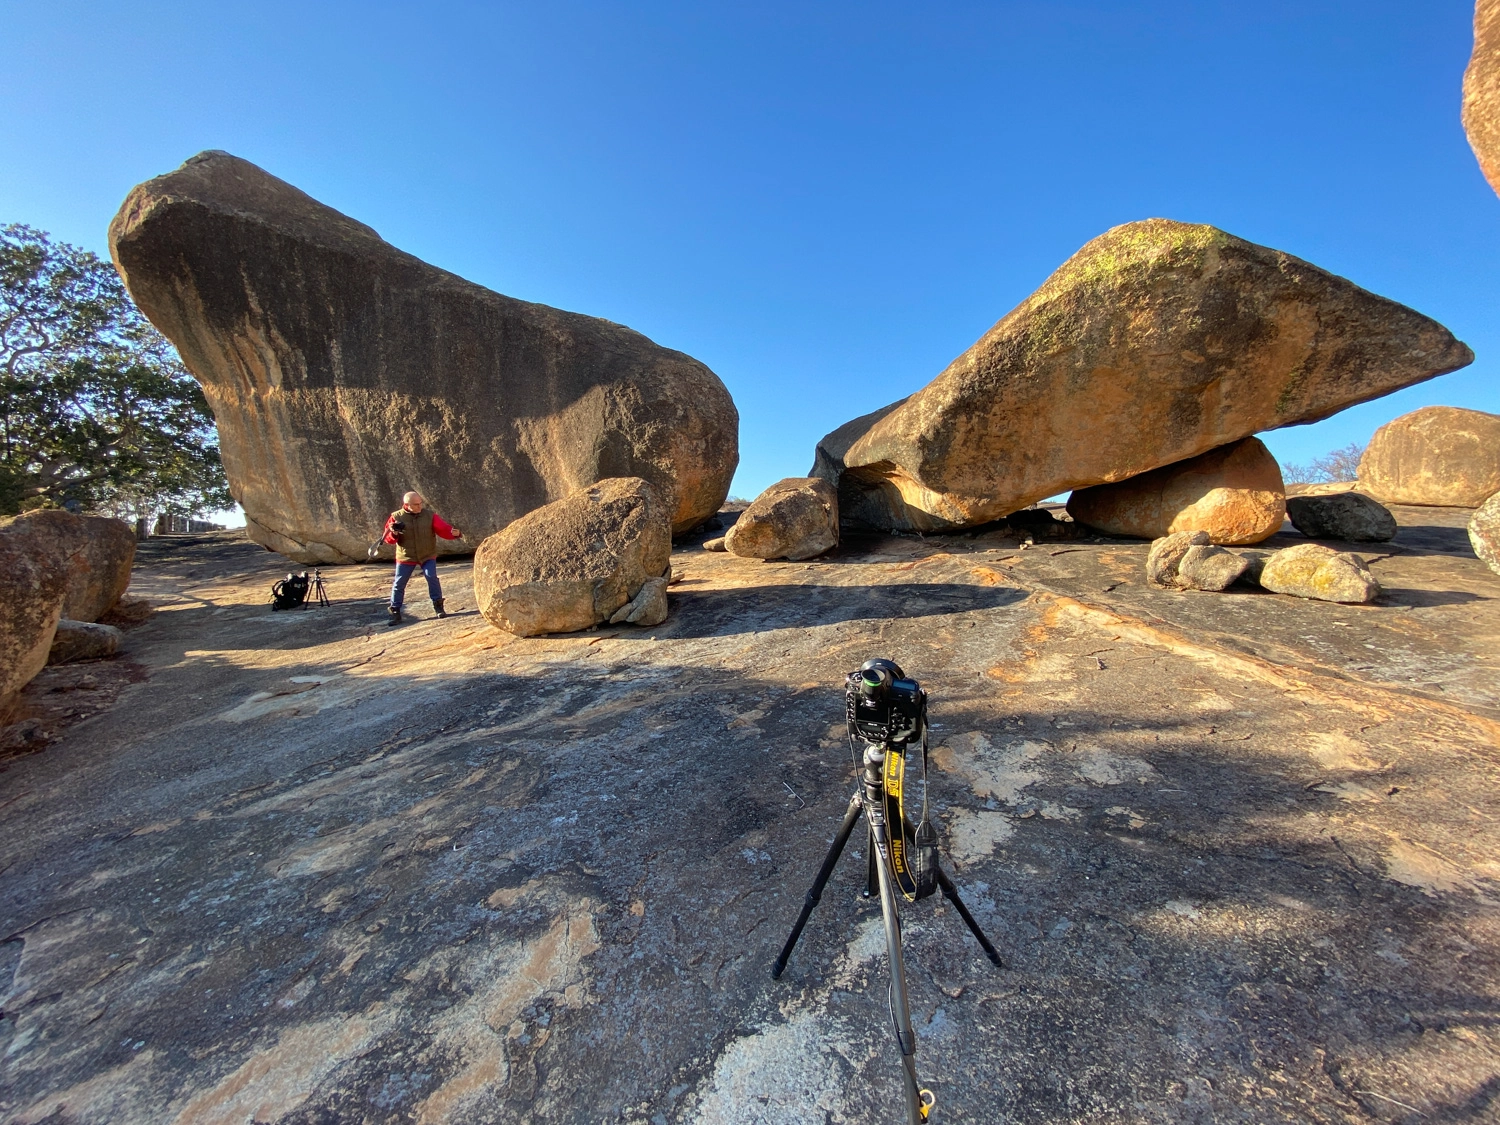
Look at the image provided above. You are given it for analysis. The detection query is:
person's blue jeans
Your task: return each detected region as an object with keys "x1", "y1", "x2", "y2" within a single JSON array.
[{"x1": 391, "y1": 558, "x2": 442, "y2": 609}]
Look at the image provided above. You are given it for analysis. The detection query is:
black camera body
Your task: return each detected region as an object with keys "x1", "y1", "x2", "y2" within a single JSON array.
[{"x1": 845, "y1": 658, "x2": 927, "y2": 746}]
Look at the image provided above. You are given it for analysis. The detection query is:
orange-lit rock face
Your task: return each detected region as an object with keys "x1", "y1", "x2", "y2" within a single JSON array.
[
  {"x1": 1067, "y1": 438, "x2": 1286, "y2": 545},
  {"x1": 1357, "y1": 406, "x2": 1500, "y2": 508},
  {"x1": 816, "y1": 219, "x2": 1470, "y2": 532},
  {"x1": 1464, "y1": 0, "x2": 1500, "y2": 198},
  {"x1": 109, "y1": 152, "x2": 738, "y2": 564}
]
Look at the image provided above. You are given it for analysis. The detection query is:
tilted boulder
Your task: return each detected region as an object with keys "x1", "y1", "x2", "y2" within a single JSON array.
[
  {"x1": 1464, "y1": 0, "x2": 1500, "y2": 198},
  {"x1": 1286, "y1": 492, "x2": 1397, "y2": 542},
  {"x1": 3, "y1": 511, "x2": 136, "y2": 621},
  {"x1": 109, "y1": 151, "x2": 738, "y2": 564},
  {"x1": 1145, "y1": 531, "x2": 1248, "y2": 592},
  {"x1": 1356, "y1": 406, "x2": 1500, "y2": 507},
  {"x1": 472, "y1": 477, "x2": 671, "y2": 637},
  {"x1": 1471, "y1": 491, "x2": 1500, "y2": 577},
  {"x1": 724, "y1": 477, "x2": 839, "y2": 561},
  {"x1": 1067, "y1": 438, "x2": 1285, "y2": 544},
  {"x1": 0, "y1": 520, "x2": 69, "y2": 716},
  {"x1": 48, "y1": 620, "x2": 123, "y2": 665},
  {"x1": 814, "y1": 219, "x2": 1471, "y2": 531},
  {"x1": 1258, "y1": 544, "x2": 1381, "y2": 604}
]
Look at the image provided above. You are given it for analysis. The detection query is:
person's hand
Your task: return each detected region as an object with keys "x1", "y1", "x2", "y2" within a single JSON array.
[{"x1": 452, "y1": 528, "x2": 463, "y2": 538}]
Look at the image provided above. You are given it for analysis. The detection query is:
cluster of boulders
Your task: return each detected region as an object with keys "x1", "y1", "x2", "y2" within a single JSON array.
[
  {"x1": 811, "y1": 219, "x2": 1471, "y2": 533},
  {"x1": 0, "y1": 512, "x2": 136, "y2": 716},
  {"x1": 1147, "y1": 531, "x2": 1381, "y2": 604},
  {"x1": 100, "y1": 152, "x2": 1499, "y2": 644}
]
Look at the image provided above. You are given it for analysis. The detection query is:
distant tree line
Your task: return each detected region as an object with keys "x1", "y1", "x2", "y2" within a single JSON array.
[
  {"x1": 1281, "y1": 443, "x2": 1364, "y2": 486},
  {"x1": 0, "y1": 223, "x2": 231, "y2": 521}
]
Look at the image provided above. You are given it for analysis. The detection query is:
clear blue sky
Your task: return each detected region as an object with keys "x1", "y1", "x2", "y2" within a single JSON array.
[{"x1": 4, "y1": 1, "x2": 1496, "y2": 504}]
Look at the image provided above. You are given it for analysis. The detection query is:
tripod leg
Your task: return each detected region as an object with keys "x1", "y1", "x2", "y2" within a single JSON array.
[
  {"x1": 863, "y1": 833, "x2": 877, "y2": 899},
  {"x1": 772, "y1": 792, "x2": 863, "y2": 979},
  {"x1": 935, "y1": 865, "x2": 1004, "y2": 968},
  {"x1": 872, "y1": 815, "x2": 928, "y2": 1125}
]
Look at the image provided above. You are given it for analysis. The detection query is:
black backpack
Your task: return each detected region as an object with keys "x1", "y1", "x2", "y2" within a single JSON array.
[{"x1": 271, "y1": 572, "x2": 311, "y2": 611}]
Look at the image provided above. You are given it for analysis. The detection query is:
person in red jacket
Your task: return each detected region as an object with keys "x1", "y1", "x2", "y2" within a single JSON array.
[{"x1": 383, "y1": 491, "x2": 463, "y2": 626}]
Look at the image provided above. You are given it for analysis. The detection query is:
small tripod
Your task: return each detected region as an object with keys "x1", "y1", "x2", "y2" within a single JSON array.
[
  {"x1": 308, "y1": 569, "x2": 331, "y2": 608},
  {"x1": 773, "y1": 739, "x2": 1003, "y2": 1124}
]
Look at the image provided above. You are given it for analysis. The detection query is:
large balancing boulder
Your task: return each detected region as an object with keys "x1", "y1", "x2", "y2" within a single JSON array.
[
  {"x1": 2, "y1": 511, "x2": 136, "y2": 621},
  {"x1": 472, "y1": 477, "x2": 671, "y2": 637},
  {"x1": 1465, "y1": 0, "x2": 1500, "y2": 198},
  {"x1": 1067, "y1": 437, "x2": 1285, "y2": 544},
  {"x1": 814, "y1": 220, "x2": 1471, "y2": 531},
  {"x1": 724, "y1": 477, "x2": 839, "y2": 560},
  {"x1": 1258, "y1": 544, "x2": 1381, "y2": 604},
  {"x1": 1472, "y1": 491, "x2": 1500, "y2": 577},
  {"x1": 1356, "y1": 406, "x2": 1500, "y2": 507},
  {"x1": 109, "y1": 152, "x2": 739, "y2": 564},
  {"x1": 0, "y1": 520, "x2": 70, "y2": 716},
  {"x1": 1285, "y1": 492, "x2": 1397, "y2": 542}
]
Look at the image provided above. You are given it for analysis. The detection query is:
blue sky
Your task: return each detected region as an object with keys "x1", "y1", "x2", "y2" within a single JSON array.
[{"x1": 3, "y1": 1, "x2": 1496, "y2": 507}]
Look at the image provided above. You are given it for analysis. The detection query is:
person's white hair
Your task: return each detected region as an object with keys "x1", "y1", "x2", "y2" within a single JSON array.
[{"x1": 403, "y1": 491, "x2": 424, "y2": 505}]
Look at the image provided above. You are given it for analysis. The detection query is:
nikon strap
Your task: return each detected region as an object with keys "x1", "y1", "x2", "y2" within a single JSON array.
[
  {"x1": 884, "y1": 731, "x2": 938, "y2": 902},
  {"x1": 883, "y1": 745, "x2": 920, "y2": 900}
]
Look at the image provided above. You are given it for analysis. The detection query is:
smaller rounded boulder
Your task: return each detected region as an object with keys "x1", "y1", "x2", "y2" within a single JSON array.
[
  {"x1": 1285, "y1": 493, "x2": 1397, "y2": 542},
  {"x1": 1357, "y1": 406, "x2": 1500, "y2": 507},
  {"x1": 1470, "y1": 491, "x2": 1500, "y2": 577},
  {"x1": 3, "y1": 510, "x2": 136, "y2": 622},
  {"x1": 1067, "y1": 438, "x2": 1285, "y2": 545},
  {"x1": 1258, "y1": 543, "x2": 1381, "y2": 604},
  {"x1": 473, "y1": 478, "x2": 671, "y2": 637},
  {"x1": 725, "y1": 477, "x2": 839, "y2": 561},
  {"x1": 49, "y1": 620, "x2": 124, "y2": 665},
  {"x1": 0, "y1": 520, "x2": 70, "y2": 715},
  {"x1": 1146, "y1": 531, "x2": 1249, "y2": 592}
]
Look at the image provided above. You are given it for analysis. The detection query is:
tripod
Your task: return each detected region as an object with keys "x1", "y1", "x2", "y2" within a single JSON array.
[
  {"x1": 308, "y1": 569, "x2": 331, "y2": 608},
  {"x1": 773, "y1": 740, "x2": 1003, "y2": 1124}
]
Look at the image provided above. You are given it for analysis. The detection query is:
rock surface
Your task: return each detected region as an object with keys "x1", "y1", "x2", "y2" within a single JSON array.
[
  {"x1": 1464, "y1": 0, "x2": 1500, "y2": 198},
  {"x1": 109, "y1": 151, "x2": 738, "y2": 564},
  {"x1": 2, "y1": 511, "x2": 1500, "y2": 1123},
  {"x1": 2, "y1": 511, "x2": 136, "y2": 622},
  {"x1": 1286, "y1": 492, "x2": 1397, "y2": 542},
  {"x1": 814, "y1": 219, "x2": 1471, "y2": 530},
  {"x1": 723, "y1": 477, "x2": 839, "y2": 560},
  {"x1": 1145, "y1": 531, "x2": 1247, "y2": 591},
  {"x1": 1471, "y1": 491, "x2": 1500, "y2": 576},
  {"x1": 1356, "y1": 406, "x2": 1500, "y2": 507},
  {"x1": 1068, "y1": 437, "x2": 1285, "y2": 544},
  {"x1": 472, "y1": 477, "x2": 670, "y2": 637},
  {"x1": 1259, "y1": 543, "x2": 1381, "y2": 604},
  {"x1": 48, "y1": 620, "x2": 123, "y2": 665},
  {"x1": 0, "y1": 521, "x2": 69, "y2": 715}
]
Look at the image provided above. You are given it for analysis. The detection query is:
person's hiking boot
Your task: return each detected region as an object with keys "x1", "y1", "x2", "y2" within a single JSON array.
[
  {"x1": 433, "y1": 598, "x2": 447, "y2": 618},
  {"x1": 387, "y1": 605, "x2": 402, "y2": 627}
]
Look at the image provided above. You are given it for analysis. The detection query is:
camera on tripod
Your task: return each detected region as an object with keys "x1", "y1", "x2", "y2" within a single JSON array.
[{"x1": 845, "y1": 658, "x2": 927, "y2": 746}]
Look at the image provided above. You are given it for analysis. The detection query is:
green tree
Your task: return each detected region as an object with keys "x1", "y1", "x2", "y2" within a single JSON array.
[{"x1": 0, "y1": 223, "x2": 231, "y2": 519}]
